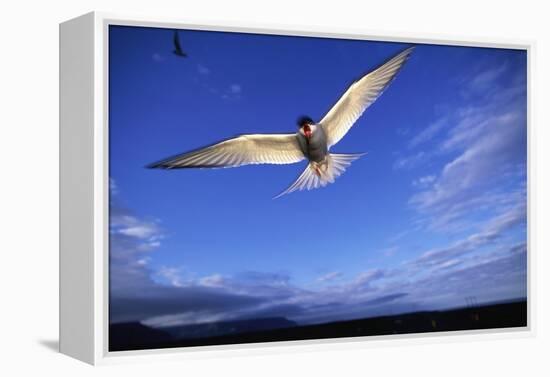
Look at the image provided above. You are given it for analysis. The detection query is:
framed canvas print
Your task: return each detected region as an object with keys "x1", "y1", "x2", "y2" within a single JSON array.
[{"x1": 60, "y1": 12, "x2": 531, "y2": 365}]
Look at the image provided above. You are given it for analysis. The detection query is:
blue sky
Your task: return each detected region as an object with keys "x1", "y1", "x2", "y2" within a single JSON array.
[{"x1": 109, "y1": 25, "x2": 527, "y2": 328}]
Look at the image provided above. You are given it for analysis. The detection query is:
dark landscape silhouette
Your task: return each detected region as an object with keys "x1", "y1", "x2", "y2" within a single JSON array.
[{"x1": 110, "y1": 300, "x2": 527, "y2": 352}]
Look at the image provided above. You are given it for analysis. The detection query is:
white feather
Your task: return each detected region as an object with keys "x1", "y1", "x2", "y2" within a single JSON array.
[
  {"x1": 274, "y1": 153, "x2": 365, "y2": 198},
  {"x1": 150, "y1": 133, "x2": 305, "y2": 169},
  {"x1": 320, "y1": 47, "x2": 414, "y2": 148}
]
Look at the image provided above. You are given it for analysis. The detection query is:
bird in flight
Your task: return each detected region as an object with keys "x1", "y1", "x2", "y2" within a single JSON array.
[
  {"x1": 172, "y1": 30, "x2": 187, "y2": 58},
  {"x1": 149, "y1": 47, "x2": 414, "y2": 198}
]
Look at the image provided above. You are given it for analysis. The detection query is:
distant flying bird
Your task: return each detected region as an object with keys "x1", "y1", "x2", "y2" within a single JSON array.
[
  {"x1": 149, "y1": 47, "x2": 414, "y2": 198},
  {"x1": 172, "y1": 30, "x2": 187, "y2": 57}
]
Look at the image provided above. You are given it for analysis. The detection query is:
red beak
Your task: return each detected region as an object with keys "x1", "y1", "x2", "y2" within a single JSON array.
[{"x1": 303, "y1": 125, "x2": 312, "y2": 139}]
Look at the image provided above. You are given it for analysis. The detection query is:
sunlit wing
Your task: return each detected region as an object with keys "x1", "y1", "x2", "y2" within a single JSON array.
[
  {"x1": 148, "y1": 133, "x2": 305, "y2": 169},
  {"x1": 320, "y1": 47, "x2": 414, "y2": 148}
]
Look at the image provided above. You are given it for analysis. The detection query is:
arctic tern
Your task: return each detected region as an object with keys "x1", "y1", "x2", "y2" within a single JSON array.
[{"x1": 148, "y1": 47, "x2": 414, "y2": 198}]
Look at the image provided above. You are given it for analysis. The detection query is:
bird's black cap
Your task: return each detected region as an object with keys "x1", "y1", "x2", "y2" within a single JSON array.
[{"x1": 297, "y1": 116, "x2": 314, "y2": 128}]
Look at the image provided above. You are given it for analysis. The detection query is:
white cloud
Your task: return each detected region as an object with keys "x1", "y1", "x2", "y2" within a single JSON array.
[
  {"x1": 381, "y1": 246, "x2": 398, "y2": 257},
  {"x1": 109, "y1": 183, "x2": 166, "y2": 296},
  {"x1": 393, "y1": 151, "x2": 427, "y2": 170},
  {"x1": 412, "y1": 175, "x2": 436, "y2": 188},
  {"x1": 118, "y1": 224, "x2": 158, "y2": 239},
  {"x1": 220, "y1": 83, "x2": 243, "y2": 100},
  {"x1": 193, "y1": 63, "x2": 242, "y2": 101},
  {"x1": 317, "y1": 271, "x2": 343, "y2": 283},
  {"x1": 136, "y1": 257, "x2": 151, "y2": 266},
  {"x1": 468, "y1": 62, "x2": 508, "y2": 92},
  {"x1": 156, "y1": 266, "x2": 184, "y2": 287},
  {"x1": 410, "y1": 203, "x2": 526, "y2": 270},
  {"x1": 396, "y1": 127, "x2": 411, "y2": 137},
  {"x1": 152, "y1": 53, "x2": 165, "y2": 62},
  {"x1": 435, "y1": 258, "x2": 461, "y2": 270},
  {"x1": 113, "y1": 215, "x2": 526, "y2": 327},
  {"x1": 410, "y1": 109, "x2": 525, "y2": 214},
  {"x1": 354, "y1": 269, "x2": 385, "y2": 286},
  {"x1": 197, "y1": 64, "x2": 210, "y2": 75},
  {"x1": 230, "y1": 84, "x2": 241, "y2": 94},
  {"x1": 199, "y1": 274, "x2": 225, "y2": 287},
  {"x1": 408, "y1": 117, "x2": 448, "y2": 149},
  {"x1": 405, "y1": 60, "x2": 526, "y2": 234},
  {"x1": 109, "y1": 177, "x2": 118, "y2": 195},
  {"x1": 111, "y1": 213, "x2": 162, "y2": 243},
  {"x1": 143, "y1": 311, "x2": 231, "y2": 328}
]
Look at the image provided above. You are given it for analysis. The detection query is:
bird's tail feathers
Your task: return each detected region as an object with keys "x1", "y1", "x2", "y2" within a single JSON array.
[{"x1": 273, "y1": 153, "x2": 365, "y2": 199}]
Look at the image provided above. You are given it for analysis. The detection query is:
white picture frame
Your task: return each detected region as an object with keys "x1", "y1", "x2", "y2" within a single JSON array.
[{"x1": 59, "y1": 11, "x2": 533, "y2": 365}]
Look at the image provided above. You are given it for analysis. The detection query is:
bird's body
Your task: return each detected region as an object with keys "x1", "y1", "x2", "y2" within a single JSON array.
[
  {"x1": 172, "y1": 30, "x2": 187, "y2": 58},
  {"x1": 297, "y1": 123, "x2": 328, "y2": 163},
  {"x1": 149, "y1": 47, "x2": 414, "y2": 198},
  {"x1": 291, "y1": 122, "x2": 358, "y2": 195}
]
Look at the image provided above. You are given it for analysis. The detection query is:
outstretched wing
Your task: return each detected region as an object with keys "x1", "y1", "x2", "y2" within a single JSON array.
[
  {"x1": 148, "y1": 133, "x2": 305, "y2": 169},
  {"x1": 320, "y1": 47, "x2": 414, "y2": 148}
]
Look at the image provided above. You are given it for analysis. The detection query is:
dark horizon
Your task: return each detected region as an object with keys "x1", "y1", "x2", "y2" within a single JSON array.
[{"x1": 110, "y1": 300, "x2": 527, "y2": 351}]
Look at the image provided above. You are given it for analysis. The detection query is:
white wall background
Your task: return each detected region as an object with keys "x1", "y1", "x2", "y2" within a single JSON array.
[{"x1": 0, "y1": 0, "x2": 548, "y2": 375}]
